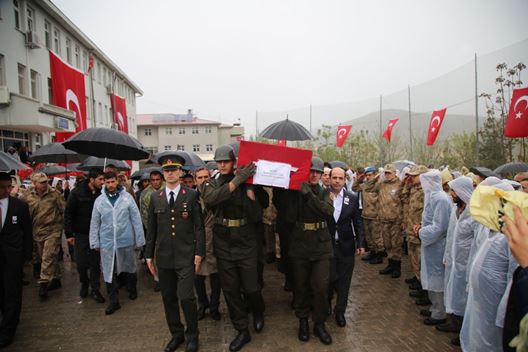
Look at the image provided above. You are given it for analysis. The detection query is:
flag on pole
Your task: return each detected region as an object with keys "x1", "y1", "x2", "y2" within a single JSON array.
[
  {"x1": 110, "y1": 94, "x2": 128, "y2": 133},
  {"x1": 87, "y1": 52, "x2": 94, "y2": 74},
  {"x1": 504, "y1": 87, "x2": 528, "y2": 137},
  {"x1": 336, "y1": 125, "x2": 352, "y2": 148},
  {"x1": 426, "y1": 108, "x2": 447, "y2": 145},
  {"x1": 382, "y1": 118, "x2": 399, "y2": 142}
]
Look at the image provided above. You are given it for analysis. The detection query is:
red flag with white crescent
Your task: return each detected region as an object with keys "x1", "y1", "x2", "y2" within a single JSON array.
[
  {"x1": 504, "y1": 87, "x2": 528, "y2": 138},
  {"x1": 110, "y1": 94, "x2": 129, "y2": 133},
  {"x1": 49, "y1": 51, "x2": 87, "y2": 142},
  {"x1": 382, "y1": 118, "x2": 399, "y2": 143},
  {"x1": 426, "y1": 108, "x2": 447, "y2": 145},
  {"x1": 336, "y1": 125, "x2": 352, "y2": 148}
]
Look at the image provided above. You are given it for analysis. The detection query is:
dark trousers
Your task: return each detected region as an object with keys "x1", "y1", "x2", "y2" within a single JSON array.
[
  {"x1": 255, "y1": 222, "x2": 265, "y2": 289},
  {"x1": 158, "y1": 266, "x2": 198, "y2": 341},
  {"x1": 0, "y1": 255, "x2": 23, "y2": 340},
  {"x1": 277, "y1": 220, "x2": 294, "y2": 282},
  {"x1": 217, "y1": 256, "x2": 264, "y2": 331},
  {"x1": 194, "y1": 272, "x2": 221, "y2": 312},
  {"x1": 328, "y1": 243, "x2": 355, "y2": 314},
  {"x1": 291, "y1": 256, "x2": 330, "y2": 323},
  {"x1": 74, "y1": 235, "x2": 101, "y2": 291},
  {"x1": 106, "y1": 271, "x2": 137, "y2": 304}
]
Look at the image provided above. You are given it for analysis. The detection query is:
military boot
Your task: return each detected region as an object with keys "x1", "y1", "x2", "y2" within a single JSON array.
[
  {"x1": 47, "y1": 278, "x2": 62, "y2": 291},
  {"x1": 33, "y1": 263, "x2": 41, "y2": 279},
  {"x1": 38, "y1": 282, "x2": 48, "y2": 301},
  {"x1": 313, "y1": 323, "x2": 332, "y2": 345},
  {"x1": 379, "y1": 259, "x2": 394, "y2": 275},
  {"x1": 369, "y1": 252, "x2": 383, "y2": 264},
  {"x1": 229, "y1": 329, "x2": 251, "y2": 352},
  {"x1": 298, "y1": 318, "x2": 309, "y2": 342},
  {"x1": 391, "y1": 260, "x2": 401, "y2": 278},
  {"x1": 361, "y1": 251, "x2": 375, "y2": 261}
]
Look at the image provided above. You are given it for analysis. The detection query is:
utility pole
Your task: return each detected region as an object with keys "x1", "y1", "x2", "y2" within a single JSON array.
[
  {"x1": 408, "y1": 85, "x2": 413, "y2": 160},
  {"x1": 379, "y1": 95, "x2": 383, "y2": 166},
  {"x1": 475, "y1": 53, "x2": 480, "y2": 165},
  {"x1": 309, "y1": 104, "x2": 312, "y2": 133}
]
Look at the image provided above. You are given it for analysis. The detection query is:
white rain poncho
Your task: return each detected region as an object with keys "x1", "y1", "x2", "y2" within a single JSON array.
[
  {"x1": 444, "y1": 176, "x2": 478, "y2": 316},
  {"x1": 419, "y1": 170, "x2": 453, "y2": 292},
  {"x1": 460, "y1": 231, "x2": 518, "y2": 352},
  {"x1": 89, "y1": 186, "x2": 145, "y2": 283}
]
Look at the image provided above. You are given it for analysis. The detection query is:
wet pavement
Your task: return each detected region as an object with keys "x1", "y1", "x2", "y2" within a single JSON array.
[{"x1": 6, "y1": 256, "x2": 459, "y2": 352}]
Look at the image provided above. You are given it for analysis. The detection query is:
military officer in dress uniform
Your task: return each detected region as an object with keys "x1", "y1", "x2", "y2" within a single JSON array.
[
  {"x1": 202, "y1": 145, "x2": 265, "y2": 352},
  {"x1": 146, "y1": 153, "x2": 205, "y2": 352}
]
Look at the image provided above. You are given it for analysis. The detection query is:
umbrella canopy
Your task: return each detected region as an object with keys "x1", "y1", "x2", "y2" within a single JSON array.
[
  {"x1": 62, "y1": 128, "x2": 150, "y2": 160},
  {"x1": 392, "y1": 160, "x2": 416, "y2": 172},
  {"x1": 259, "y1": 118, "x2": 313, "y2": 141},
  {"x1": 0, "y1": 152, "x2": 31, "y2": 172},
  {"x1": 206, "y1": 161, "x2": 218, "y2": 171},
  {"x1": 29, "y1": 143, "x2": 86, "y2": 164},
  {"x1": 470, "y1": 166, "x2": 500, "y2": 179},
  {"x1": 153, "y1": 151, "x2": 205, "y2": 171},
  {"x1": 329, "y1": 160, "x2": 348, "y2": 170},
  {"x1": 494, "y1": 162, "x2": 528, "y2": 175},
  {"x1": 77, "y1": 156, "x2": 130, "y2": 171},
  {"x1": 36, "y1": 165, "x2": 69, "y2": 176},
  {"x1": 130, "y1": 166, "x2": 162, "y2": 180}
]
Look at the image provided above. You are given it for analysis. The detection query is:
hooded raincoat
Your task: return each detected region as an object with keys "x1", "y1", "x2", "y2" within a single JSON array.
[
  {"x1": 443, "y1": 176, "x2": 477, "y2": 316},
  {"x1": 89, "y1": 186, "x2": 145, "y2": 283},
  {"x1": 419, "y1": 170, "x2": 453, "y2": 292}
]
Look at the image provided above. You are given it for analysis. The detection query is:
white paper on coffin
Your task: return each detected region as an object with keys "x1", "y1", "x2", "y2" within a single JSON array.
[{"x1": 253, "y1": 160, "x2": 292, "y2": 189}]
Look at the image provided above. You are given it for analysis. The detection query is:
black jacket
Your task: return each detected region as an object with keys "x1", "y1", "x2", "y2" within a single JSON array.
[
  {"x1": 64, "y1": 180, "x2": 101, "y2": 238},
  {"x1": 326, "y1": 189, "x2": 366, "y2": 256},
  {"x1": 0, "y1": 196, "x2": 32, "y2": 262}
]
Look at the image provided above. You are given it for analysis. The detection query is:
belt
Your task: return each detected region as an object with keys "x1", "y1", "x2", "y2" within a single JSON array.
[
  {"x1": 295, "y1": 221, "x2": 327, "y2": 231},
  {"x1": 215, "y1": 218, "x2": 248, "y2": 228}
]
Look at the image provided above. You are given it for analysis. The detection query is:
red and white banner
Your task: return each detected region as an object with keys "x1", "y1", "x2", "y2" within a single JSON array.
[
  {"x1": 504, "y1": 87, "x2": 528, "y2": 138},
  {"x1": 427, "y1": 108, "x2": 447, "y2": 145},
  {"x1": 382, "y1": 118, "x2": 399, "y2": 142},
  {"x1": 49, "y1": 51, "x2": 87, "y2": 142},
  {"x1": 110, "y1": 94, "x2": 128, "y2": 133},
  {"x1": 336, "y1": 125, "x2": 352, "y2": 148}
]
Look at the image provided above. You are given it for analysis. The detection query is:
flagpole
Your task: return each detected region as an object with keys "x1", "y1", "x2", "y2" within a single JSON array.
[
  {"x1": 408, "y1": 85, "x2": 413, "y2": 160},
  {"x1": 255, "y1": 111, "x2": 259, "y2": 141},
  {"x1": 310, "y1": 104, "x2": 312, "y2": 133},
  {"x1": 474, "y1": 53, "x2": 479, "y2": 165},
  {"x1": 379, "y1": 95, "x2": 383, "y2": 166},
  {"x1": 89, "y1": 52, "x2": 96, "y2": 128}
]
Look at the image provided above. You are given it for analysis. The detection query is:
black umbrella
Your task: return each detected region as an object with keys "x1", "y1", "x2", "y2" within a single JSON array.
[
  {"x1": 29, "y1": 143, "x2": 86, "y2": 164},
  {"x1": 259, "y1": 117, "x2": 313, "y2": 141},
  {"x1": 470, "y1": 166, "x2": 500, "y2": 179},
  {"x1": 494, "y1": 162, "x2": 528, "y2": 175},
  {"x1": 392, "y1": 160, "x2": 416, "y2": 172},
  {"x1": 130, "y1": 166, "x2": 162, "y2": 180},
  {"x1": 77, "y1": 156, "x2": 130, "y2": 171},
  {"x1": 0, "y1": 152, "x2": 31, "y2": 171},
  {"x1": 36, "y1": 165, "x2": 69, "y2": 176},
  {"x1": 62, "y1": 128, "x2": 149, "y2": 160},
  {"x1": 329, "y1": 160, "x2": 348, "y2": 170},
  {"x1": 154, "y1": 151, "x2": 205, "y2": 171}
]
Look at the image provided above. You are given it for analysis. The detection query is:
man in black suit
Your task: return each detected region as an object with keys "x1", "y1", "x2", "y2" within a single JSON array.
[
  {"x1": 326, "y1": 167, "x2": 366, "y2": 327},
  {"x1": 0, "y1": 172, "x2": 32, "y2": 348},
  {"x1": 146, "y1": 153, "x2": 205, "y2": 352}
]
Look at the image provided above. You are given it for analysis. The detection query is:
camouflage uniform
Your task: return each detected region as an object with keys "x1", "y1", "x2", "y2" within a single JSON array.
[
  {"x1": 22, "y1": 185, "x2": 65, "y2": 284},
  {"x1": 377, "y1": 174, "x2": 403, "y2": 261},
  {"x1": 352, "y1": 178, "x2": 384, "y2": 252},
  {"x1": 139, "y1": 183, "x2": 164, "y2": 228},
  {"x1": 405, "y1": 182, "x2": 424, "y2": 280}
]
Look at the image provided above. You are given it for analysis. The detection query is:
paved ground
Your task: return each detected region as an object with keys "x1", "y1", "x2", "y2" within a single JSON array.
[{"x1": 5, "y1": 256, "x2": 459, "y2": 352}]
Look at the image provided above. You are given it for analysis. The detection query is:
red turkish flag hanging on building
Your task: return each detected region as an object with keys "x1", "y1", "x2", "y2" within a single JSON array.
[
  {"x1": 110, "y1": 94, "x2": 129, "y2": 133},
  {"x1": 336, "y1": 125, "x2": 352, "y2": 148},
  {"x1": 50, "y1": 51, "x2": 87, "y2": 142},
  {"x1": 426, "y1": 108, "x2": 447, "y2": 145},
  {"x1": 504, "y1": 87, "x2": 528, "y2": 138},
  {"x1": 382, "y1": 118, "x2": 399, "y2": 142}
]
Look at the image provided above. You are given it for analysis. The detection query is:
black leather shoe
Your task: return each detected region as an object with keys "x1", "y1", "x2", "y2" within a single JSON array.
[
  {"x1": 128, "y1": 289, "x2": 138, "y2": 300},
  {"x1": 33, "y1": 263, "x2": 41, "y2": 279},
  {"x1": 197, "y1": 305, "x2": 207, "y2": 320},
  {"x1": 334, "y1": 312, "x2": 346, "y2": 327},
  {"x1": 313, "y1": 323, "x2": 332, "y2": 345},
  {"x1": 0, "y1": 335, "x2": 13, "y2": 348},
  {"x1": 164, "y1": 335, "x2": 185, "y2": 352},
  {"x1": 420, "y1": 309, "x2": 431, "y2": 317},
  {"x1": 369, "y1": 252, "x2": 383, "y2": 264},
  {"x1": 424, "y1": 317, "x2": 446, "y2": 326},
  {"x1": 47, "y1": 278, "x2": 62, "y2": 291},
  {"x1": 210, "y1": 309, "x2": 221, "y2": 321},
  {"x1": 405, "y1": 276, "x2": 418, "y2": 284},
  {"x1": 361, "y1": 251, "x2": 375, "y2": 261},
  {"x1": 80, "y1": 283, "x2": 89, "y2": 298},
  {"x1": 409, "y1": 290, "x2": 427, "y2": 298},
  {"x1": 229, "y1": 329, "x2": 251, "y2": 352},
  {"x1": 253, "y1": 312, "x2": 264, "y2": 333},
  {"x1": 451, "y1": 336, "x2": 460, "y2": 346},
  {"x1": 185, "y1": 339, "x2": 198, "y2": 352},
  {"x1": 38, "y1": 283, "x2": 48, "y2": 301},
  {"x1": 415, "y1": 297, "x2": 432, "y2": 306},
  {"x1": 154, "y1": 282, "x2": 161, "y2": 292},
  {"x1": 298, "y1": 318, "x2": 309, "y2": 342},
  {"x1": 391, "y1": 260, "x2": 401, "y2": 278},
  {"x1": 436, "y1": 319, "x2": 460, "y2": 333},
  {"x1": 91, "y1": 290, "x2": 105, "y2": 304},
  {"x1": 105, "y1": 302, "x2": 121, "y2": 315},
  {"x1": 408, "y1": 281, "x2": 422, "y2": 290},
  {"x1": 379, "y1": 259, "x2": 394, "y2": 275}
]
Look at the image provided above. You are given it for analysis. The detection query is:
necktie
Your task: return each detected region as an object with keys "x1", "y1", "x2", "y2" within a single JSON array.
[{"x1": 169, "y1": 191, "x2": 175, "y2": 208}]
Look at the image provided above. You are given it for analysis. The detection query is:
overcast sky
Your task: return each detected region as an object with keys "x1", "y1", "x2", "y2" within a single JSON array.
[{"x1": 53, "y1": 0, "x2": 528, "y2": 134}]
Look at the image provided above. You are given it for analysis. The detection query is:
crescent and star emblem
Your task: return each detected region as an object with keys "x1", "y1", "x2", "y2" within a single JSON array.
[
  {"x1": 337, "y1": 128, "x2": 347, "y2": 139},
  {"x1": 66, "y1": 89, "x2": 84, "y2": 130},
  {"x1": 430, "y1": 116, "x2": 441, "y2": 132},
  {"x1": 514, "y1": 95, "x2": 528, "y2": 119}
]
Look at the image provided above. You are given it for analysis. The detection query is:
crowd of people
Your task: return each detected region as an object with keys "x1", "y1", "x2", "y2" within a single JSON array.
[{"x1": 0, "y1": 144, "x2": 527, "y2": 352}]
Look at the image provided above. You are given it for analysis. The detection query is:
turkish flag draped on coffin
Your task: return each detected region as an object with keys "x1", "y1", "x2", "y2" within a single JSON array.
[
  {"x1": 50, "y1": 51, "x2": 87, "y2": 142},
  {"x1": 382, "y1": 118, "x2": 399, "y2": 142},
  {"x1": 426, "y1": 108, "x2": 447, "y2": 146},
  {"x1": 336, "y1": 125, "x2": 352, "y2": 148},
  {"x1": 110, "y1": 94, "x2": 129, "y2": 133},
  {"x1": 504, "y1": 87, "x2": 528, "y2": 138}
]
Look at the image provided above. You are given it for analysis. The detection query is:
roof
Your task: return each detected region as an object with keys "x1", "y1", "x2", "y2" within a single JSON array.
[{"x1": 137, "y1": 114, "x2": 222, "y2": 126}]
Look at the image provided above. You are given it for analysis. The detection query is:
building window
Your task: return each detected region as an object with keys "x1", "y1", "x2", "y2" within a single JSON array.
[
  {"x1": 164, "y1": 145, "x2": 171, "y2": 151},
  {"x1": 205, "y1": 126, "x2": 212, "y2": 134},
  {"x1": 53, "y1": 27, "x2": 61, "y2": 54},
  {"x1": 65, "y1": 38, "x2": 72, "y2": 64},
  {"x1": 165, "y1": 127, "x2": 172, "y2": 135},
  {"x1": 26, "y1": 5, "x2": 34, "y2": 32},
  {"x1": 74, "y1": 45, "x2": 80, "y2": 68},
  {"x1": 13, "y1": 0, "x2": 20, "y2": 30},
  {"x1": 30, "y1": 70, "x2": 39, "y2": 99},
  {"x1": 206, "y1": 144, "x2": 213, "y2": 152},
  {"x1": 47, "y1": 78, "x2": 53, "y2": 104},
  {"x1": 144, "y1": 128, "x2": 151, "y2": 136},
  {"x1": 192, "y1": 127, "x2": 199, "y2": 134},
  {"x1": 145, "y1": 146, "x2": 158, "y2": 154},
  {"x1": 192, "y1": 144, "x2": 200, "y2": 152},
  {"x1": 0, "y1": 55, "x2": 5, "y2": 86},
  {"x1": 17, "y1": 63, "x2": 27, "y2": 95},
  {"x1": 177, "y1": 144, "x2": 185, "y2": 151},
  {"x1": 44, "y1": 20, "x2": 51, "y2": 49},
  {"x1": 178, "y1": 127, "x2": 185, "y2": 135}
]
